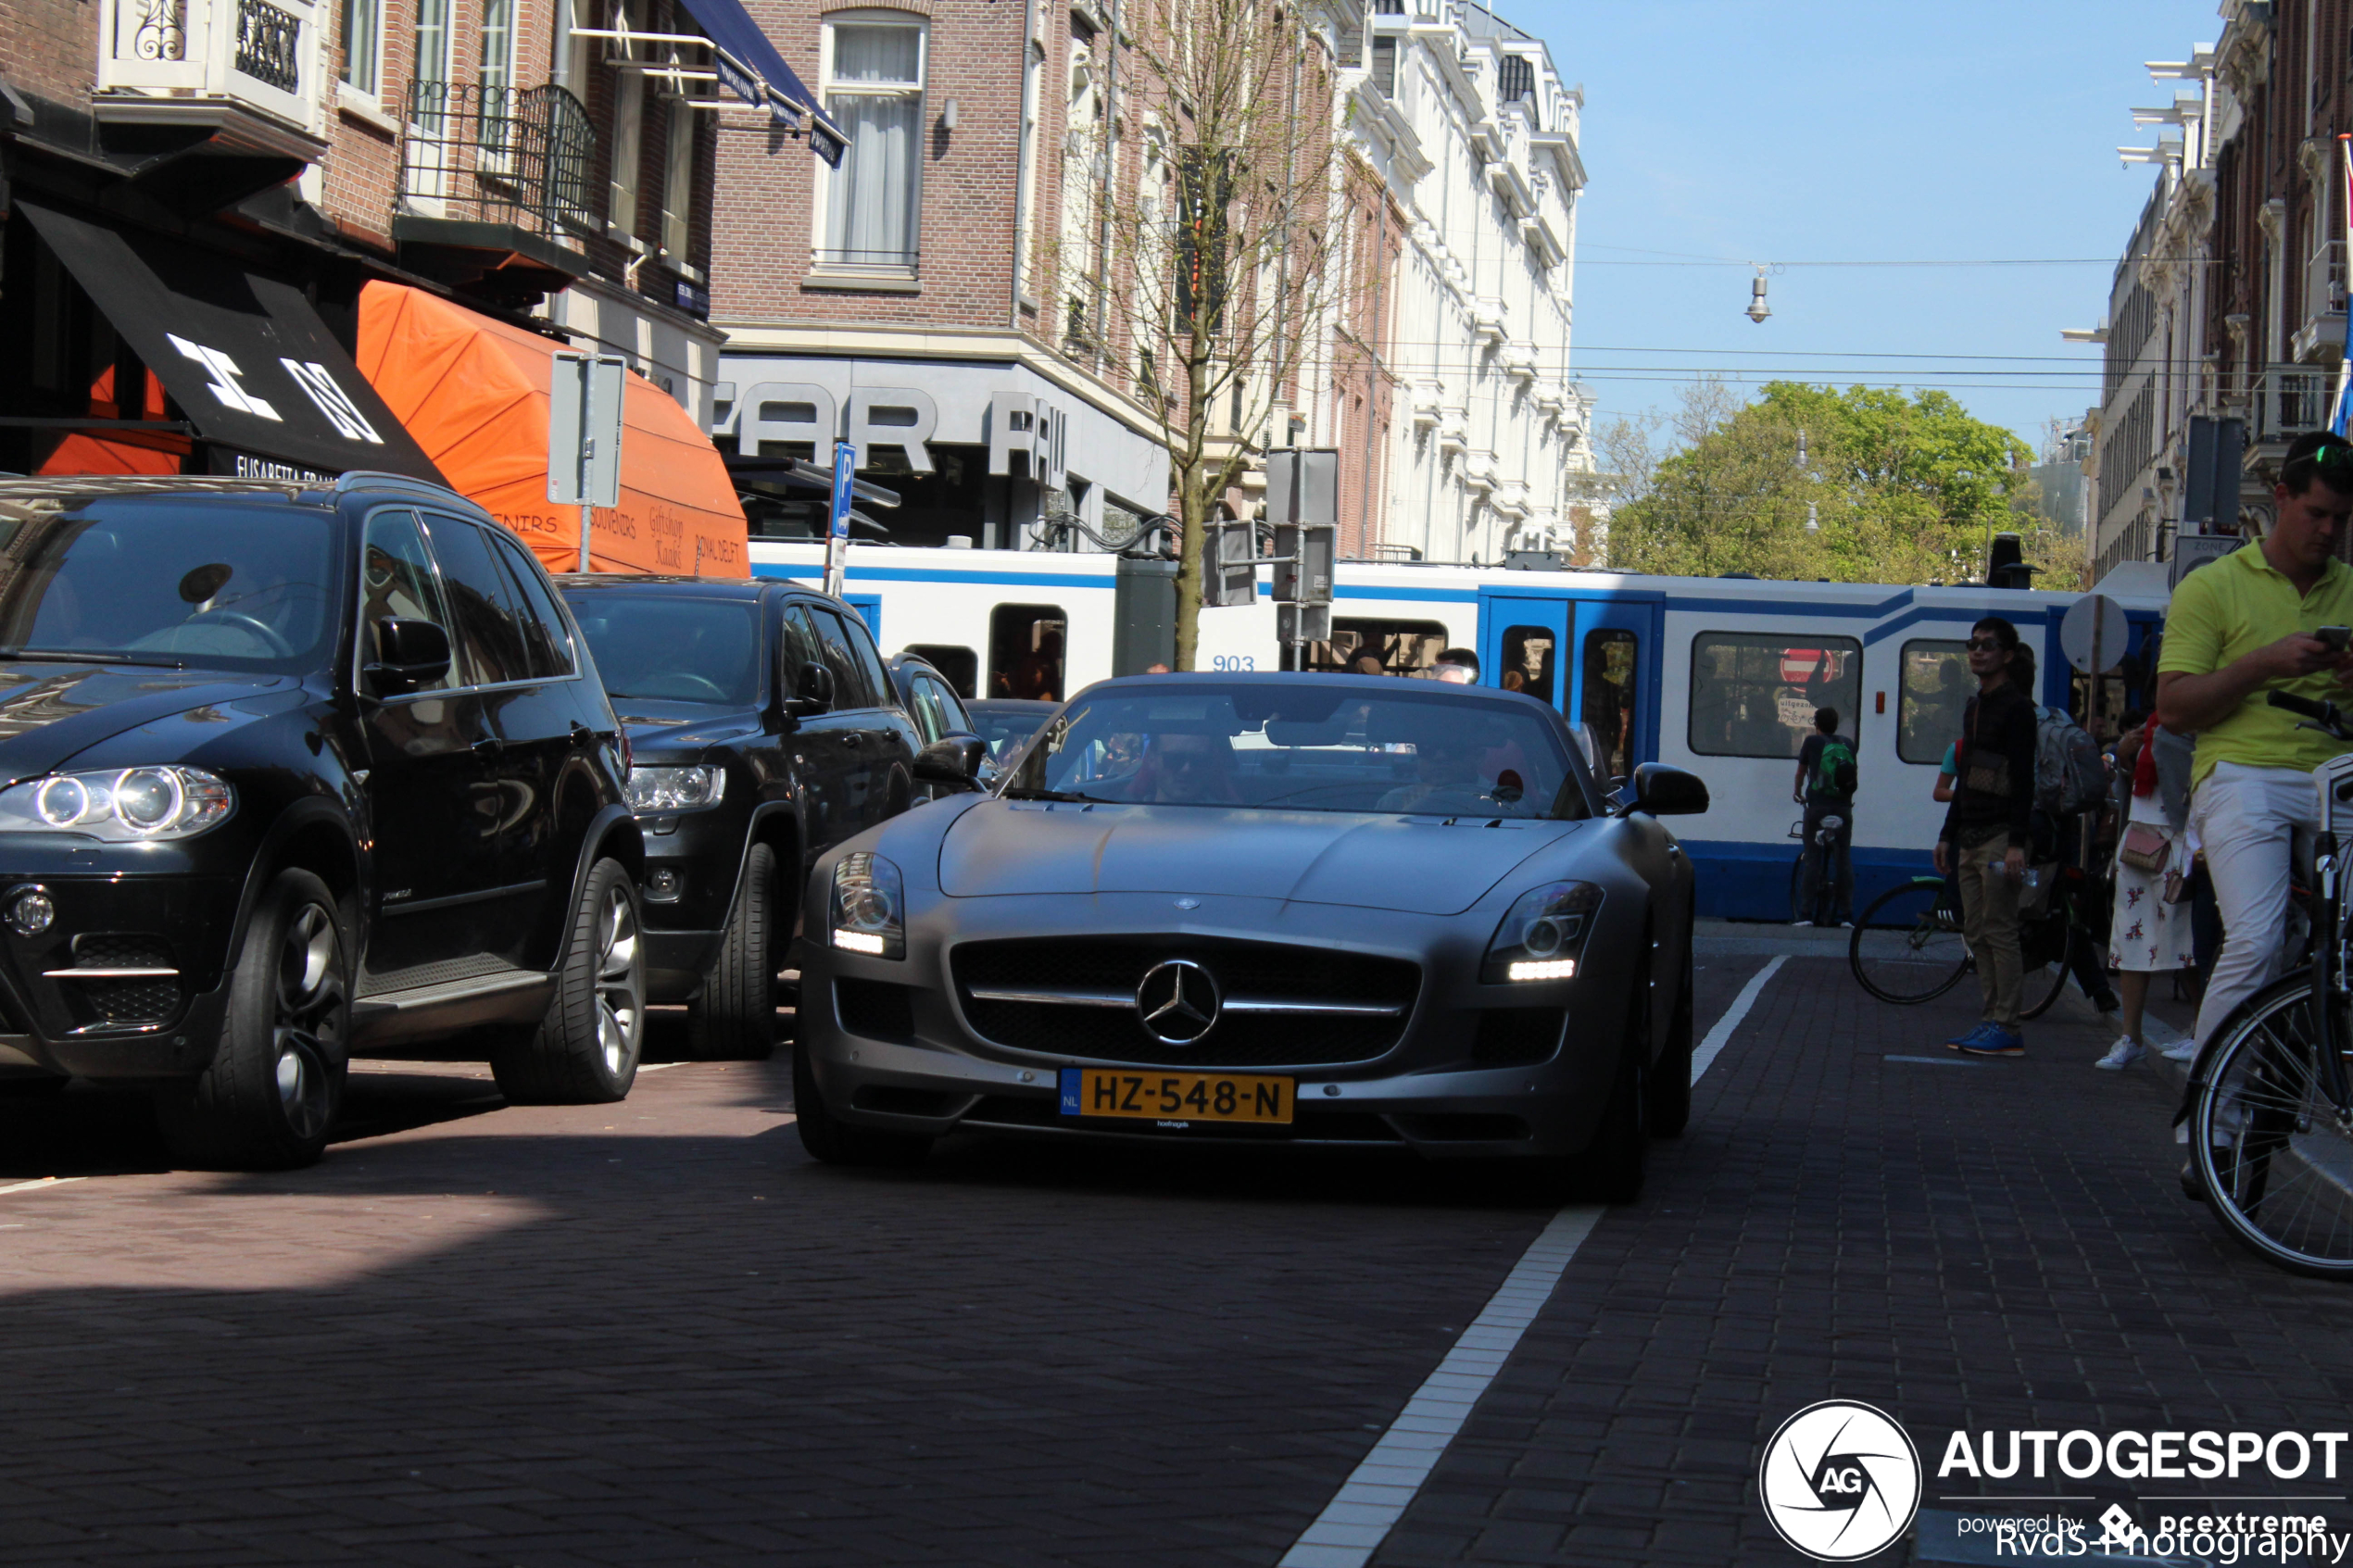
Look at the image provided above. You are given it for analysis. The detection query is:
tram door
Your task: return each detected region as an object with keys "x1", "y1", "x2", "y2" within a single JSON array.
[{"x1": 1563, "y1": 597, "x2": 1657, "y2": 786}]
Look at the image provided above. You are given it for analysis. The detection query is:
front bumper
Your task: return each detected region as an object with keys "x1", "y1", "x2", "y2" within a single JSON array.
[
  {"x1": 796, "y1": 891, "x2": 1640, "y2": 1161},
  {"x1": 635, "y1": 806, "x2": 745, "y2": 999},
  {"x1": 0, "y1": 841, "x2": 242, "y2": 1079}
]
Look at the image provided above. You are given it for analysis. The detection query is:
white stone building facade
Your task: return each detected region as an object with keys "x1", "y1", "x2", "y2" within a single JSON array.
[{"x1": 1335, "y1": 0, "x2": 1594, "y2": 564}]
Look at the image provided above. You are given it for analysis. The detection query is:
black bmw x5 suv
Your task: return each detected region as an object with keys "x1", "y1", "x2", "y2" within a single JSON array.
[
  {"x1": 557, "y1": 575, "x2": 979, "y2": 1060},
  {"x1": 0, "y1": 474, "x2": 646, "y2": 1168}
]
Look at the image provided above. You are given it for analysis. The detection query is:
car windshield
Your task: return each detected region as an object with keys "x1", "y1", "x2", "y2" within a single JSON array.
[
  {"x1": 0, "y1": 503, "x2": 337, "y2": 674},
  {"x1": 1004, "y1": 684, "x2": 1589, "y2": 819},
  {"x1": 565, "y1": 595, "x2": 763, "y2": 707},
  {"x1": 967, "y1": 701, "x2": 1055, "y2": 759}
]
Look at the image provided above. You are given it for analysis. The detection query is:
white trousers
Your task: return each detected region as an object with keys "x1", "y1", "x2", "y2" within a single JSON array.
[{"x1": 2188, "y1": 762, "x2": 2320, "y2": 1049}]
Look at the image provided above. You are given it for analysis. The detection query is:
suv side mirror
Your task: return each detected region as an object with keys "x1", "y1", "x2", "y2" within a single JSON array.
[
  {"x1": 786, "y1": 662, "x2": 834, "y2": 717},
  {"x1": 1629, "y1": 761, "x2": 1708, "y2": 817},
  {"x1": 913, "y1": 734, "x2": 989, "y2": 789},
  {"x1": 363, "y1": 618, "x2": 451, "y2": 695}
]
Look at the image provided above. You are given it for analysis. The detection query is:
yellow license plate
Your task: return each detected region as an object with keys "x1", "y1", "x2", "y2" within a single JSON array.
[{"x1": 1059, "y1": 1069, "x2": 1294, "y2": 1124}]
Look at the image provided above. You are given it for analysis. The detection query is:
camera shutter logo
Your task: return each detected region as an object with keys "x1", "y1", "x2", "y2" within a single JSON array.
[{"x1": 1758, "y1": 1400, "x2": 1921, "y2": 1562}]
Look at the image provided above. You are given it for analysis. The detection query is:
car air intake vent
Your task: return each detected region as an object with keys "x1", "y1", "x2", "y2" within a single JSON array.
[
  {"x1": 951, "y1": 936, "x2": 1419, "y2": 1067},
  {"x1": 1472, "y1": 1008, "x2": 1565, "y2": 1065},
  {"x1": 836, "y1": 978, "x2": 916, "y2": 1042},
  {"x1": 61, "y1": 933, "x2": 179, "y2": 1028}
]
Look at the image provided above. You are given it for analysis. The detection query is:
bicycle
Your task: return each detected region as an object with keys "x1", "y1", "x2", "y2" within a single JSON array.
[
  {"x1": 2182, "y1": 690, "x2": 2353, "y2": 1277},
  {"x1": 1850, "y1": 859, "x2": 2100, "y2": 1020},
  {"x1": 1787, "y1": 809, "x2": 1849, "y2": 926}
]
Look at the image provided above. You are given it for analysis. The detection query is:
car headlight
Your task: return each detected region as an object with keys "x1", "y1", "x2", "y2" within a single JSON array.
[
  {"x1": 625, "y1": 764, "x2": 726, "y2": 813},
  {"x1": 1483, "y1": 881, "x2": 1603, "y2": 983},
  {"x1": 831, "y1": 851, "x2": 904, "y2": 959},
  {"x1": 0, "y1": 766, "x2": 235, "y2": 842}
]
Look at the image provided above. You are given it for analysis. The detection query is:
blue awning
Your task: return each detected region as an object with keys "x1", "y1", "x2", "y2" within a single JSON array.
[{"x1": 671, "y1": 0, "x2": 845, "y2": 163}]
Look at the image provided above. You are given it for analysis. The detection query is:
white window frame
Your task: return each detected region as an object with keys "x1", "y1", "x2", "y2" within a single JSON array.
[
  {"x1": 812, "y1": 11, "x2": 928, "y2": 280},
  {"x1": 660, "y1": 91, "x2": 697, "y2": 259},
  {"x1": 339, "y1": 0, "x2": 383, "y2": 99}
]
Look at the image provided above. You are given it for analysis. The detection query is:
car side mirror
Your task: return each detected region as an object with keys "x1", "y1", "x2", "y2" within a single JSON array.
[
  {"x1": 1629, "y1": 761, "x2": 1708, "y2": 817},
  {"x1": 363, "y1": 618, "x2": 451, "y2": 695},
  {"x1": 913, "y1": 734, "x2": 988, "y2": 789},
  {"x1": 786, "y1": 662, "x2": 834, "y2": 717}
]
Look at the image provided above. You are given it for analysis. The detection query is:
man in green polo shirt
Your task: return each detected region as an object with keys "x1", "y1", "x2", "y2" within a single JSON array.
[{"x1": 2155, "y1": 429, "x2": 2353, "y2": 1061}]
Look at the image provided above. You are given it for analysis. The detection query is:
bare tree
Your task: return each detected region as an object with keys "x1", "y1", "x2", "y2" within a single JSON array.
[{"x1": 1054, "y1": 0, "x2": 1349, "y2": 667}]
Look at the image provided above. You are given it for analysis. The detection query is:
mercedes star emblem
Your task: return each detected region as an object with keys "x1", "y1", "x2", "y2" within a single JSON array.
[{"x1": 1135, "y1": 959, "x2": 1221, "y2": 1046}]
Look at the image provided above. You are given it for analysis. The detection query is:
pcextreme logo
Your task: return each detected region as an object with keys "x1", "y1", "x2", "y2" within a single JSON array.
[{"x1": 1759, "y1": 1399, "x2": 1925, "y2": 1562}]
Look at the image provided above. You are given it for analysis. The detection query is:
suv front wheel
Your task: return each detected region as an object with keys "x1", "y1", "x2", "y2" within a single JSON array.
[
  {"x1": 156, "y1": 868, "x2": 351, "y2": 1170},
  {"x1": 689, "y1": 841, "x2": 778, "y2": 1061},
  {"x1": 492, "y1": 858, "x2": 646, "y2": 1104}
]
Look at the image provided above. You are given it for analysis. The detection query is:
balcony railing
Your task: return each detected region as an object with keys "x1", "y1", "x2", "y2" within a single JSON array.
[
  {"x1": 398, "y1": 81, "x2": 598, "y2": 240},
  {"x1": 94, "y1": 0, "x2": 326, "y2": 138},
  {"x1": 2294, "y1": 239, "x2": 2348, "y2": 362},
  {"x1": 2237, "y1": 367, "x2": 2334, "y2": 443}
]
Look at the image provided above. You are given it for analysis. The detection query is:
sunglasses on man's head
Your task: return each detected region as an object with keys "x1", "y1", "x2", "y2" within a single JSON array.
[{"x1": 2284, "y1": 445, "x2": 2353, "y2": 482}]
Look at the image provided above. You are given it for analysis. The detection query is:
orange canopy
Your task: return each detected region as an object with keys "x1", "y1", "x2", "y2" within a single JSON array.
[{"x1": 355, "y1": 282, "x2": 747, "y2": 577}]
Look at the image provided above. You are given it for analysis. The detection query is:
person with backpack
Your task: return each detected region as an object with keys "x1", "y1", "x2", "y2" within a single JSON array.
[
  {"x1": 1793, "y1": 708, "x2": 1857, "y2": 925},
  {"x1": 1936, "y1": 616, "x2": 2040, "y2": 1057}
]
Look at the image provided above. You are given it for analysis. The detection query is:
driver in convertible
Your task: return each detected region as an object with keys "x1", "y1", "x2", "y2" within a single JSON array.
[{"x1": 1127, "y1": 732, "x2": 1241, "y2": 804}]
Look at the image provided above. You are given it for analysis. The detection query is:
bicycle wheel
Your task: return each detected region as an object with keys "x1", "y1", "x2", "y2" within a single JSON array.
[
  {"x1": 2192, "y1": 971, "x2": 2353, "y2": 1277},
  {"x1": 1789, "y1": 855, "x2": 1807, "y2": 923},
  {"x1": 1849, "y1": 878, "x2": 1971, "y2": 1005},
  {"x1": 2018, "y1": 917, "x2": 2078, "y2": 1022}
]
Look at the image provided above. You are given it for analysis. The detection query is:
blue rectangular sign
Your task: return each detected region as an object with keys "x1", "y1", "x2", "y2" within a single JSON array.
[{"x1": 829, "y1": 441, "x2": 855, "y2": 541}]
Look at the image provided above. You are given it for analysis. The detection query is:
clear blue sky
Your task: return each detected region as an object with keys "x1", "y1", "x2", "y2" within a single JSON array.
[{"x1": 1504, "y1": 0, "x2": 2220, "y2": 450}]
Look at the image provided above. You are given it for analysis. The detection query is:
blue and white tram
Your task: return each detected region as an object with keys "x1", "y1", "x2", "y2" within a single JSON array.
[{"x1": 747, "y1": 540, "x2": 2171, "y2": 920}]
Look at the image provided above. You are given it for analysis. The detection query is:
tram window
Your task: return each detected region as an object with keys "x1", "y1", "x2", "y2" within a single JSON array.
[
  {"x1": 1312, "y1": 618, "x2": 1450, "y2": 674},
  {"x1": 989, "y1": 605, "x2": 1067, "y2": 700},
  {"x1": 1688, "y1": 633, "x2": 1862, "y2": 759},
  {"x1": 1898, "y1": 639, "x2": 1971, "y2": 765},
  {"x1": 905, "y1": 642, "x2": 978, "y2": 699},
  {"x1": 1582, "y1": 630, "x2": 1637, "y2": 780},
  {"x1": 1498, "y1": 626, "x2": 1557, "y2": 702}
]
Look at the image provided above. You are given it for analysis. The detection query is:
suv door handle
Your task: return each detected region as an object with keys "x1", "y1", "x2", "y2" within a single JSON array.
[
  {"x1": 843, "y1": 732, "x2": 866, "y2": 746},
  {"x1": 569, "y1": 721, "x2": 595, "y2": 747},
  {"x1": 472, "y1": 736, "x2": 505, "y2": 757}
]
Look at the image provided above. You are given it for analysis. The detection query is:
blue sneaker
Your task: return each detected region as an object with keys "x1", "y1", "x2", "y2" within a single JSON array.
[
  {"x1": 1945, "y1": 1022, "x2": 1994, "y2": 1048},
  {"x1": 1956, "y1": 1026, "x2": 2026, "y2": 1059}
]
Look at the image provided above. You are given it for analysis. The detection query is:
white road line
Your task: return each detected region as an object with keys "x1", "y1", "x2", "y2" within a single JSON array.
[
  {"x1": 0, "y1": 1177, "x2": 86, "y2": 1198},
  {"x1": 1277, "y1": 951, "x2": 1790, "y2": 1568},
  {"x1": 1689, "y1": 954, "x2": 1787, "y2": 1083}
]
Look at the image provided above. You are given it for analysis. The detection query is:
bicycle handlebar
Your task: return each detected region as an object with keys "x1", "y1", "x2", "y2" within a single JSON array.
[{"x1": 2267, "y1": 689, "x2": 2353, "y2": 739}]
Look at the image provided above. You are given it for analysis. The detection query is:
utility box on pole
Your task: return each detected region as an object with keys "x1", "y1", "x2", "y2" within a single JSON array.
[
  {"x1": 547, "y1": 352, "x2": 626, "y2": 571},
  {"x1": 1267, "y1": 448, "x2": 1338, "y2": 669},
  {"x1": 1114, "y1": 558, "x2": 1178, "y2": 674},
  {"x1": 2183, "y1": 415, "x2": 2246, "y2": 533}
]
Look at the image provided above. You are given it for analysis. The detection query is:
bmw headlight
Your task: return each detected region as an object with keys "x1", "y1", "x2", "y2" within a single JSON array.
[
  {"x1": 0, "y1": 766, "x2": 235, "y2": 842},
  {"x1": 1483, "y1": 881, "x2": 1603, "y2": 983},
  {"x1": 625, "y1": 764, "x2": 726, "y2": 813},
  {"x1": 831, "y1": 851, "x2": 904, "y2": 959}
]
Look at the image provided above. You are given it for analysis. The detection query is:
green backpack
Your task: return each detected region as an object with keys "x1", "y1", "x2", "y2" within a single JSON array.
[{"x1": 1811, "y1": 737, "x2": 1857, "y2": 797}]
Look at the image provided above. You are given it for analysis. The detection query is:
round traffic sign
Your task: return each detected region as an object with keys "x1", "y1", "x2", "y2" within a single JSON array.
[{"x1": 2059, "y1": 594, "x2": 2130, "y2": 674}]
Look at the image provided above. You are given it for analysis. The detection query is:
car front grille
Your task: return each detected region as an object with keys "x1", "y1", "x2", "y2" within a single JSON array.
[{"x1": 950, "y1": 936, "x2": 1419, "y2": 1067}]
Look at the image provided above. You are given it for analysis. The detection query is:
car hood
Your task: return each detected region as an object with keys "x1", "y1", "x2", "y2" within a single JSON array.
[
  {"x1": 0, "y1": 664, "x2": 299, "y2": 783},
  {"x1": 610, "y1": 704, "x2": 763, "y2": 758},
  {"x1": 937, "y1": 800, "x2": 1583, "y2": 915}
]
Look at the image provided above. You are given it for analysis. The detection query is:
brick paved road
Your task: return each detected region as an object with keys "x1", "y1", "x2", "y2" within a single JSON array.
[{"x1": 0, "y1": 938, "x2": 2344, "y2": 1566}]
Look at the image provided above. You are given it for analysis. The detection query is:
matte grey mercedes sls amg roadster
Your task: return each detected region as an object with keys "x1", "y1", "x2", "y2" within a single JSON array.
[{"x1": 790, "y1": 672, "x2": 1709, "y2": 1198}]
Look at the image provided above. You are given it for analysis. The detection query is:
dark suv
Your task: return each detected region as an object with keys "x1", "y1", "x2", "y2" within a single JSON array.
[
  {"x1": 0, "y1": 474, "x2": 646, "y2": 1169},
  {"x1": 556, "y1": 576, "x2": 968, "y2": 1060}
]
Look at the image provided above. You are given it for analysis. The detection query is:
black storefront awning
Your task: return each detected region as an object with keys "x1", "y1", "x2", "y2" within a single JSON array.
[{"x1": 19, "y1": 202, "x2": 445, "y2": 484}]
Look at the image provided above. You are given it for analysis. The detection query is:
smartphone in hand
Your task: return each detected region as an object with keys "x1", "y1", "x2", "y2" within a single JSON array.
[{"x1": 2319, "y1": 625, "x2": 2352, "y2": 653}]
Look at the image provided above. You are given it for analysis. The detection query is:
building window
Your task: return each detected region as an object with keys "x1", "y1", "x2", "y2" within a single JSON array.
[
  {"x1": 341, "y1": 0, "x2": 381, "y2": 93},
  {"x1": 1687, "y1": 633, "x2": 1861, "y2": 759},
  {"x1": 610, "y1": 66, "x2": 645, "y2": 236},
  {"x1": 818, "y1": 19, "x2": 925, "y2": 271},
  {"x1": 1370, "y1": 36, "x2": 1396, "y2": 95},
  {"x1": 479, "y1": 0, "x2": 513, "y2": 96},
  {"x1": 1498, "y1": 55, "x2": 1533, "y2": 103},
  {"x1": 661, "y1": 96, "x2": 698, "y2": 257},
  {"x1": 414, "y1": 0, "x2": 451, "y2": 83}
]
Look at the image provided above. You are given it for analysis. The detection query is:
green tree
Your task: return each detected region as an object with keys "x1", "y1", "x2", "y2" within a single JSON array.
[{"x1": 1602, "y1": 382, "x2": 2067, "y2": 586}]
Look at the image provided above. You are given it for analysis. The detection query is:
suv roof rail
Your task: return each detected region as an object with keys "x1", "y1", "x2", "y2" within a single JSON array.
[
  {"x1": 333, "y1": 470, "x2": 454, "y2": 499},
  {"x1": 0, "y1": 475, "x2": 319, "y2": 513}
]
